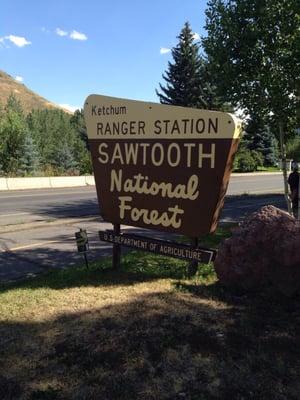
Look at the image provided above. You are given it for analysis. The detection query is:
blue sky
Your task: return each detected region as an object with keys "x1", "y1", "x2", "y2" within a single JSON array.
[{"x1": 1, "y1": 0, "x2": 208, "y2": 112}]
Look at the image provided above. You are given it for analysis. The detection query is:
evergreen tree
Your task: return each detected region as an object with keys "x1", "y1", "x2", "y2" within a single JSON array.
[
  {"x1": 19, "y1": 133, "x2": 40, "y2": 175},
  {"x1": 156, "y1": 22, "x2": 214, "y2": 109},
  {"x1": 53, "y1": 142, "x2": 77, "y2": 173},
  {"x1": 245, "y1": 117, "x2": 279, "y2": 167}
]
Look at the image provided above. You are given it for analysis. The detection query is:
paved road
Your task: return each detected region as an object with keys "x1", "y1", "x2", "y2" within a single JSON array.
[
  {"x1": 0, "y1": 186, "x2": 99, "y2": 226},
  {"x1": 228, "y1": 173, "x2": 283, "y2": 195},
  {"x1": 0, "y1": 173, "x2": 287, "y2": 283},
  {"x1": 0, "y1": 193, "x2": 287, "y2": 283},
  {"x1": 0, "y1": 174, "x2": 284, "y2": 227}
]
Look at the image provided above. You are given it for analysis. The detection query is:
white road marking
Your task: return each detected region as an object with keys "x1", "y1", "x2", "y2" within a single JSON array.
[
  {"x1": 229, "y1": 188, "x2": 283, "y2": 195},
  {"x1": 0, "y1": 190, "x2": 96, "y2": 199},
  {"x1": 0, "y1": 240, "x2": 60, "y2": 252},
  {"x1": 0, "y1": 212, "x2": 30, "y2": 218}
]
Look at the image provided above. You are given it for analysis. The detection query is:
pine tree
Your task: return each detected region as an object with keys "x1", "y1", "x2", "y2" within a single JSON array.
[
  {"x1": 19, "y1": 133, "x2": 40, "y2": 175},
  {"x1": 53, "y1": 142, "x2": 77, "y2": 172},
  {"x1": 156, "y1": 22, "x2": 211, "y2": 109},
  {"x1": 245, "y1": 117, "x2": 279, "y2": 167}
]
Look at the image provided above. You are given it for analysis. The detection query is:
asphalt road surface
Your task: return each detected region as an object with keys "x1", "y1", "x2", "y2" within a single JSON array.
[
  {"x1": 0, "y1": 173, "x2": 287, "y2": 282},
  {"x1": 0, "y1": 173, "x2": 284, "y2": 227}
]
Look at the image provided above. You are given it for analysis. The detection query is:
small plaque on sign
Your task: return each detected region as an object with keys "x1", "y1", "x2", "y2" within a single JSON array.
[
  {"x1": 99, "y1": 230, "x2": 216, "y2": 264},
  {"x1": 75, "y1": 229, "x2": 89, "y2": 253}
]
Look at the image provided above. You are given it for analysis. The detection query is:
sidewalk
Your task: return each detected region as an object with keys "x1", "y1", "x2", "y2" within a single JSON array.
[{"x1": 0, "y1": 172, "x2": 283, "y2": 191}]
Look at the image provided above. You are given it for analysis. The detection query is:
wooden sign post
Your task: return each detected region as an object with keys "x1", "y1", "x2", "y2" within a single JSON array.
[{"x1": 84, "y1": 95, "x2": 241, "y2": 270}]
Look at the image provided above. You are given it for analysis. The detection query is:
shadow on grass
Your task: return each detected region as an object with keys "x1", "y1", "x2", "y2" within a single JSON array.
[
  {"x1": 0, "y1": 285, "x2": 299, "y2": 400},
  {"x1": 0, "y1": 224, "x2": 225, "y2": 291},
  {"x1": 0, "y1": 249, "x2": 197, "y2": 293}
]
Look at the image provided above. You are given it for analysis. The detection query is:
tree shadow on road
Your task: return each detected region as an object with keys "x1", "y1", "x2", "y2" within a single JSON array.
[
  {"x1": 22, "y1": 198, "x2": 100, "y2": 219},
  {"x1": 0, "y1": 227, "x2": 185, "y2": 288}
]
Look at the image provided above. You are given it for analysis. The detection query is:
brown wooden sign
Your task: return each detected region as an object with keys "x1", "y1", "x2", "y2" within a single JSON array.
[
  {"x1": 99, "y1": 230, "x2": 217, "y2": 264},
  {"x1": 84, "y1": 95, "x2": 241, "y2": 237}
]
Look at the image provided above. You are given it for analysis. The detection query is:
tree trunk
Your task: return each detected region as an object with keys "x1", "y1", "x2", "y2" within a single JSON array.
[{"x1": 279, "y1": 122, "x2": 292, "y2": 214}]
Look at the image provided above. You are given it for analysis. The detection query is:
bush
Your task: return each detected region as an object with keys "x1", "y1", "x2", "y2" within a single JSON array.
[
  {"x1": 233, "y1": 149, "x2": 263, "y2": 172},
  {"x1": 251, "y1": 150, "x2": 264, "y2": 168}
]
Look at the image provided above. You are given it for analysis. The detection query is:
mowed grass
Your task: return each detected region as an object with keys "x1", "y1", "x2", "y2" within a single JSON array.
[{"x1": 0, "y1": 225, "x2": 299, "y2": 400}]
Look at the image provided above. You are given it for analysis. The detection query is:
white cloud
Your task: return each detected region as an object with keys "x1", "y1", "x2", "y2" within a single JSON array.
[
  {"x1": 15, "y1": 76, "x2": 24, "y2": 82},
  {"x1": 160, "y1": 47, "x2": 171, "y2": 54},
  {"x1": 59, "y1": 104, "x2": 80, "y2": 113},
  {"x1": 5, "y1": 35, "x2": 31, "y2": 47},
  {"x1": 69, "y1": 30, "x2": 87, "y2": 41},
  {"x1": 192, "y1": 32, "x2": 200, "y2": 41},
  {"x1": 56, "y1": 28, "x2": 68, "y2": 37}
]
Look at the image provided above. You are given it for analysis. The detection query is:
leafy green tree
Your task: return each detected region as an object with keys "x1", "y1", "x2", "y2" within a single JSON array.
[
  {"x1": 70, "y1": 109, "x2": 88, "y2": 149},
  {"x1": 0, "y1": 95, "x2": 28, "y2": 175},
  {"x1": 27, "y1": 109, "x2": 81, "y2": 174},
  {"x1": 203, "y1": 0, "x2": 299, "y2": 211},
  {"x1": 70, "y1": 109, "x2": 93, "y2": 174},
  {"x1": 5, "y1": 93, "x2": 24, "y2": 115},
  {"x1": 156, "y1": 22, "x2": 220, "y2": 109},
  {"x1": 1, "y1": 99, "x2": 91, "y2": 176},
  {"x1": 286, "y1": 136, "x2": 300, "y2": 161}
]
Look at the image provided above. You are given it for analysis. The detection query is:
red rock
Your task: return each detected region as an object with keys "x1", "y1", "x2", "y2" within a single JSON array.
[{"x1": 214, "y1": 206, "x2": 300, "y2": 296}]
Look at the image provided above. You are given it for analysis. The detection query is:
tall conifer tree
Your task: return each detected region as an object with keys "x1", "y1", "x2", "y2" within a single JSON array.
[{"x1": 156, "y1": 22, "x2": 210, "y2": 109}]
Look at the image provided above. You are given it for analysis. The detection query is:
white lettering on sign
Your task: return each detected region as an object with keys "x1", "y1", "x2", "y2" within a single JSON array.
[
  {"x1": 94, "y1": 117, "x2": 218, "y2": 137},
  {"x1": 110, "y1": 169, "x2": 199, "y2": 200},
  {"x1": 92, "y1": 105, "x2": 127, "y2": 116},
  {"x1": 118, "y1": 196, "x2": 184, "y2": 228},
  {"x1": 84, "y1": 95, "x2": 242, "y2": 234},
  {"x1": 98, "y1": 142, "x2": 216, "y2": 169},
  {"x1": 110, "y1": 170, "x2": 199, "y2": 225},
  {"x1": 153, "y1": 118, "x2": 218, "y2": 135}
]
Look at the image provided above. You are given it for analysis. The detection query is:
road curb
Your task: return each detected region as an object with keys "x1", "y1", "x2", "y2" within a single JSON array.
[
  {"x1": 1, "y1": 215, "x2": 102, "y2": 234},
  {"x1": 0, "y1": 173, "x2": 284, "y2": 191},
  {"x1": 232, "y1": 172, "x2": 282, "y2": 177}
]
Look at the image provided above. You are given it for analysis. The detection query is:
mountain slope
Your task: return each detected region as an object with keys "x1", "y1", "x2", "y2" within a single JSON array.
[{"x1": 0, "y1": 70, "x2": 71, "y2": 113}]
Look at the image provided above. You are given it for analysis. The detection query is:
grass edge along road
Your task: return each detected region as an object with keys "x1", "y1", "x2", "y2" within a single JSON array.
[{"x1": 0, "y1": 224, "x2": 299, "y2": 400}]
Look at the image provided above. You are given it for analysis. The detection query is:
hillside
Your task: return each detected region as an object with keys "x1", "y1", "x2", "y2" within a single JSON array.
[{"x1": 0, "y1": 70, "x2": 71, "y2": 113}]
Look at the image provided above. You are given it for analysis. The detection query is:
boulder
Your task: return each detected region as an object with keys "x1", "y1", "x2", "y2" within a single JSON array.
[{"x1": 214, "y1": 206, "x2": 300, "y2": 296}]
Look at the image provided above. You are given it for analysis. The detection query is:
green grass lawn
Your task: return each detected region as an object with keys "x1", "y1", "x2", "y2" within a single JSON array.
[
  {"x1": 256, "y1": 166, "x2": 281, "y2": 172},
  {"x1": 0, "y1": 225, "x2": 299, "y2": 400}
]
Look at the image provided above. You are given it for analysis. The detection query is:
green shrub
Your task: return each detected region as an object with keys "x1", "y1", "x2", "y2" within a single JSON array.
[{"x1": 234, "y1": 149, "x2": 263, "y2": 172}]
